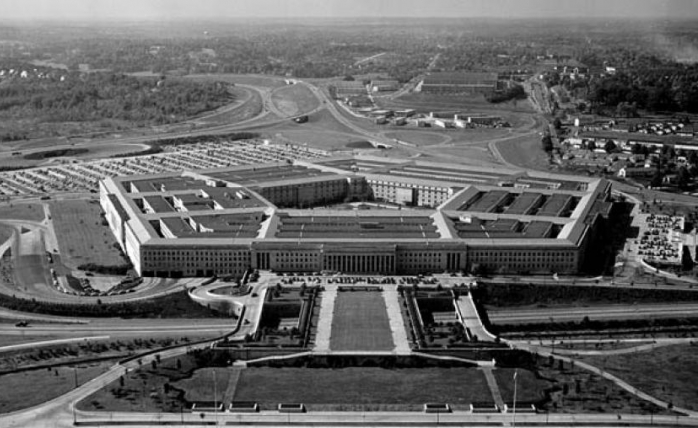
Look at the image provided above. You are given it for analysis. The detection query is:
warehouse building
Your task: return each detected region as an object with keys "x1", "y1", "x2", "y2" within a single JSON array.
[{"x1": 418, "y1": 72, "x2": 499, "y2": 95}]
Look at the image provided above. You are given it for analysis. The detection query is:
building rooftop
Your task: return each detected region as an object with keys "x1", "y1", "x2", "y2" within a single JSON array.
[
  {"x1": 422, "y1": 72, "x2": 498, "y2": 86},
  {"x1": 101, "y1": 155, "x2": 607, "y2": 248}
]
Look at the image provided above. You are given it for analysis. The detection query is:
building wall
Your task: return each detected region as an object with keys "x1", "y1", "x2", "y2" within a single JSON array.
[
  {"x1": 258, "y1": 179, "x2": 349, "y2": 208},
  {"x1": 467, "y1": 246, "x2": 579, "y2": 274},
  {"x1": 367, "y1": 179, "x2": 452, "y2": 208},
  {"x1": 140, "y1": 246, "x2": 251, "y2": 278}
]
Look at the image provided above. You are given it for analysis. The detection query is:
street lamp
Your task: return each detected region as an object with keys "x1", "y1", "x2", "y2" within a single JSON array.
[
  {"x1": 213, "y1": 369, "x2": 218, "y2": 423},
  {"x1": 512, "y1": 370, "x2": 518, "y2": 428}
]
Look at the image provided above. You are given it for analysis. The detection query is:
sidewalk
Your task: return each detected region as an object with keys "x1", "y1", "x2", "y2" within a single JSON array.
[
  {"x1": 313, "y1": 287, "x2": 337, "y2": 352},
  {"x1": 382, "y1": 287, "x2": 411, "y2": 354}
]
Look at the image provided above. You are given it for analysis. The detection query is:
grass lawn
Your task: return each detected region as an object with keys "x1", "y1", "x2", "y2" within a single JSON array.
[
  {"x1": 382, "y1": 92, "x2": 535, "y2": 114},
  {"x1": 581, "y1": 344, "x2": 698, "y2": 411},
  {"x1": 272, "y1": 84, "x2": 320, "y2": 117},
  {"x1": 275, "y1": 129, "x2": 370, "y2": 151},
  {"x1": 495, "y1": 134, "x2": 551, "y2": 170},
  {"x1": 49, "y1": 200, "x2": 127, "y2": 269},
  {"x1": 0, "y1": 362, "x2": 112, "y2": 413},
  {"x1": 174, "y1": 367, "x2": 237, "y2": 402},
  {"x1": 194, "y1": 86, "x2": 262, "y2": 126},
  {"x1": 234, "y1": 367, "x2": 493, "y2": 411},
  {"x1": 384, "y1": 130, "x2": 448, "y2": 146},
  {"x1": 536, "y1": 356, "x2": 672, "y2": 415},
  {"x1": 0, "y1": 203, "x2": 45, "y2": 222},
  {"x1": 0, "y1": 224, "x2": 13, "y2": 246},
  {"x1": 79, "y1": 351, "x2": 225, "y2": 412},
  {"x1": 492, "y1": 368, "x2": 550, "y2": 405},
  {"x1": 330, "y1": 291, "x2": 394, "y2": 351},
  {"x1": 0, "y1": 332, "x2": 57, "y2": 347}
]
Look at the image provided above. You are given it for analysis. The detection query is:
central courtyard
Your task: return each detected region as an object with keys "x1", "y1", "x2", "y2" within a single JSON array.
[{"x1": 329, "y1": 289, "x2": 395, "y2": 352}]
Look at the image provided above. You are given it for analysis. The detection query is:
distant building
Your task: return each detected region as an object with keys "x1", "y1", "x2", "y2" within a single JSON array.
[
  {"x1": 418, "y1": 72, "x2": 498, "y2": 95},
  {"x1": 370, "y1": 80, "x2": 399, "y2": 92},
  {"x1": 331, "y1": 81, "x2": 367, "y2": 98},
  {"x1": 553, "y1": 60, "x2": 588, "y2": 79}
]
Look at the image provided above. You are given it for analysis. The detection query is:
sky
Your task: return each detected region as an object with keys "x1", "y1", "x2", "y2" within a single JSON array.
[{"x1": 1, "y1": 0, "x2": 698, "y2": 21}]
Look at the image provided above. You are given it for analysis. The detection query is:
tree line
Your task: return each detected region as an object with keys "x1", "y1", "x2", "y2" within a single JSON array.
[{"x1": 0, "y1": 71, "x2": 233, "y2": 126}]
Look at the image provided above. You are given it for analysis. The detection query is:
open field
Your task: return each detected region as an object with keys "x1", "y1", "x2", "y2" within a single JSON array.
[
  {"x1": 0, "y1": 361, "x2": 113, "y2": 413},
  {"x1": 271, "y1": 84, "x2": 320, "y2": 117},
  {"x1": 494, "y1": 134, "x2": 551, "y2": 170},
  {"x1": 379, "y1": 92, "x2": 535, "y2": 114},
  {"x1": 295, "y1": 108, "x2": 360, "y2": 135},
  {"x1": 581, "y1": 344, "x2": 698, "y2": 411},
  {"x1": 427, "y1": 144, "x2": 498, "y2": 166},
  {"x1": 330, "y1": 291, "x2": 394, "y2": 351},
  {"x1": 384, "y1": 130, "x2": 449, "y2": 146},
  {"x1": 0, "y1": 204, "x2": 45, "y2": 222},
  {"x1": 49, "y1": 200, "x2": 127, "y2": 270},
  {"x1": 233, "y1": 367, "x2": 494, "y2": 411}
]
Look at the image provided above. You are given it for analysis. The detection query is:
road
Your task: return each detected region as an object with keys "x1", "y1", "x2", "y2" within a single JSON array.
[
  {"x1": 1, "y1": 74, "x2": 698, "y2": 427},
  {"x1": 489, "y1": 303, "x2": 698, "y2": 324}
]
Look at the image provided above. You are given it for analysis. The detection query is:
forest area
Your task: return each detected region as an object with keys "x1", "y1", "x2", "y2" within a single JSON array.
[{"x1": 0, "y1": 70, "x2": 233, "y2": 141}]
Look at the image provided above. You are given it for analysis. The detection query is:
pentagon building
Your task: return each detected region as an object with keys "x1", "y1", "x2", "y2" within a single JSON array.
[{"x1": 100, "y1": 156, "x2": 613, "y2": 278}]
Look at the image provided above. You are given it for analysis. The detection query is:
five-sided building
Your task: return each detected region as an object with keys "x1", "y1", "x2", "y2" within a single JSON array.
[{"x1": 100, "y1": 155, "x2": 613, "y2": 278}]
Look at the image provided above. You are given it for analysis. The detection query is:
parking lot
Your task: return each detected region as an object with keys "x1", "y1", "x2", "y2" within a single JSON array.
[{"x1": 0, "y1": 140, "x2": 328, "y2": 196}]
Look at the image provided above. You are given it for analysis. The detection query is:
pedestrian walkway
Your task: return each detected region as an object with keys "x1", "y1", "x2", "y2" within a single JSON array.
[
  {"x1": 382, "y1": 287, "x2": 411, "y2": 354},
  {"x1": 457, "y1": 294, "x2": 496, "y2": 342},
  {"x1": 313, "y1": 287, "x2": 337, "y2": 352},
  {"x1": 222, "y1": 368, "x2": 243, "y2": 405},
  {"x1": 481, "y1": 367, "x2": 505, "y2": 410}
]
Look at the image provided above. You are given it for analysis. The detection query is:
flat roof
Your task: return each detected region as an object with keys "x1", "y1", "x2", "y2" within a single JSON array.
[
  {"x1": 538, "y1": 194, "x2": 574, "y2": 217},
  {"x1": 423, "y1": 72, "x2": 498, "y2": 85},
  {"x1": 275, "y1": 214, "x2": 440, "y2": 240},
  {"x1": 102, "y1": 156, "x2": 607, "y2": 248},
  {"x1": 451, "y1": 217, "x2": 558, "y2": 240},
  {"x1": 504, "y1": 193, "x2": 542, "y2": 216},
  {"x1": 207, "y1": 165, "x2": 337, "y2": 186}
]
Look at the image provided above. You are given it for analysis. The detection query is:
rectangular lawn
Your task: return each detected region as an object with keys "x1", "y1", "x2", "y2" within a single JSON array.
[
  {"x1": 330, "y1": 291, "x2": 393, "y2": 351},
  {"x1": 234, "y1": 367, "x2": 493, "y2": 411}
]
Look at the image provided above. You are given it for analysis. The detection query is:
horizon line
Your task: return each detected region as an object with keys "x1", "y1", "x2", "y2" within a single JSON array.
[{"x1": 1, "y1": 15, "x2": 696, "y2": 23}]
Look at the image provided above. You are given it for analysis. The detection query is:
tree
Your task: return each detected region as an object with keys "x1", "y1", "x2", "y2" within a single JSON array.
[
  {"x1": 553, "y1": 118, "x2": 562, "y2": 130},
  {"x1": 604, "y1": 140, "x2": 617, "y2": 154},
  {"x1": 541, "y1": 135, "x2": 554, "y2": 153},
  {"x1": 650, "y1": 170, "x2": 664, "y2": 188},
  {"x1": 677, "y1": 166, "x2": 692, "y2": 190}
]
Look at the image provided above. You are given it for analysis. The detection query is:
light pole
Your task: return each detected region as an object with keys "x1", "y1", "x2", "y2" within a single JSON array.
[
  {"x1": 512, "y1": 370, "x2": 518, "y2": 428},
  {"x1": 213, "y1": 369, "x2": 218, "y2": 423}
]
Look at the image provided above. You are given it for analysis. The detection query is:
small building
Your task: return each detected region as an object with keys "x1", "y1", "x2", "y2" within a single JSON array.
[
  {"x1": 419, "y1": 72, "x2": 498, "y2": 95},
  {"x1": 617, "y1": 166, "x2": 655, "y2": 178},
  {"x1": 331, "y1": 81, "x2": 367, "y2": 98},
  {"x1": 370, "y1": 80, "x2": 399, "y2": 92}
]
